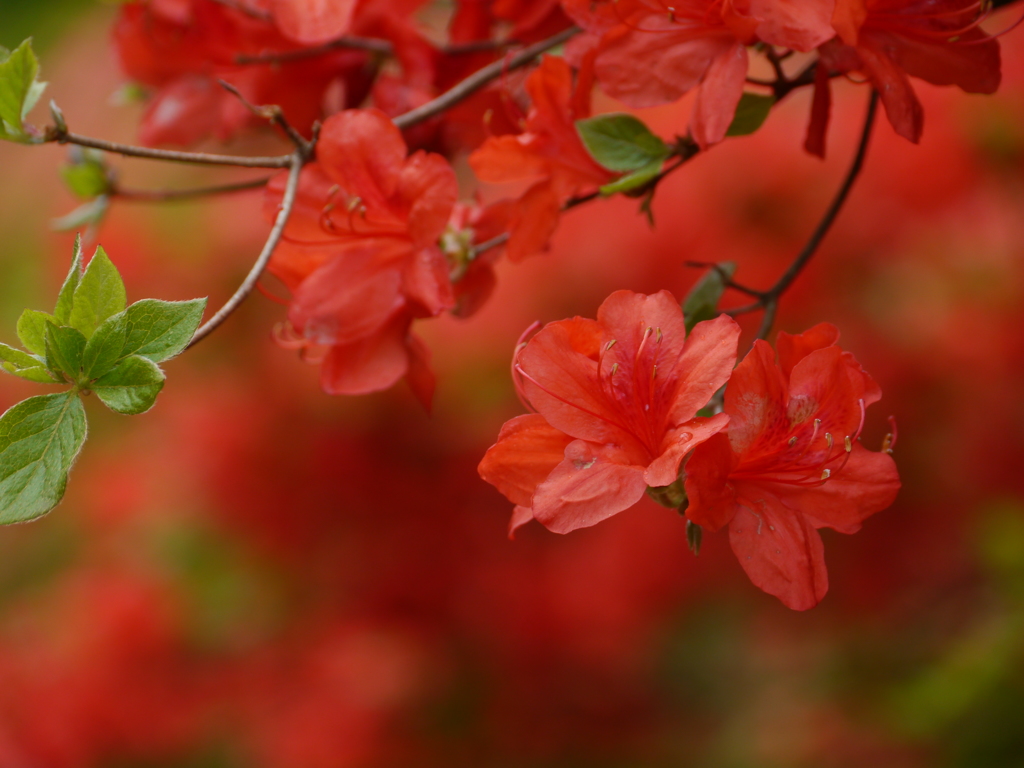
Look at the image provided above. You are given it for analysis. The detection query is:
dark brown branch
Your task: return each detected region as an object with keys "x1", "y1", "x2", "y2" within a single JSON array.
[
  {"x1": 48, "y1": 130, "x2": 293, "y2": 169},
  {"x1": 235, "y1": 33, "x2": 519, "y2": 66},
  {"x1": 725, "y1": 89, "x2": 880, "y2": 339},
  {"x1": 235, "y1": 35, "x2": 394, "y2": 64},
  {"x1": 113, "y1": 176, "x2": 271, "y2": 202},
  {"x1": 186, "y1": 153, "x2": 304, "y2": 348},
  {"x1": 217, "y1": 80, "x2": 314, "y2": 155},
  {"x1": 393, "y1": 26, "x2": 580, "y2": 130}
]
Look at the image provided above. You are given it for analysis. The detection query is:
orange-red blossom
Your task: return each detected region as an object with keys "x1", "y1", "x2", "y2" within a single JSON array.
[
  {"x1": 684, "y1": 323, "x2": 901, "y2": 610},
  {"x1": 479, "y1": 290, "x2": 740, "y2": 536}
]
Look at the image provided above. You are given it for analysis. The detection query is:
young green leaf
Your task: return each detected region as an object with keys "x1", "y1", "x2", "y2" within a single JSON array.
[
  {"x1": 0, "y1": 392, "x2": 87, "y2": 525},
  {"x1": 121, "y1": 298, "x2": 207, "y2": 362},
  {"x1": 0, "y1": 39, "x2": 46, "y2": 143},
  {"x1": 0, "y1": 343, "x2": 60, "y2": 384},
  {"x1": 576, "y1": 114, "x2": 671, "y2": 173},
  {"x1": 53, "y1": 234, "x2": 84, "y2": 325},
  {"x1": 51, "y1": 197, "x2": 111, "y2": 235},
  {"x1": 16, "y1": 309, "x2": 55, "y2": 356},
  {"x1": 60, "y1": 150, "x2": 112, "y2": 199},
  {"x1": 726, "y1": 93, "x2": 775, "y2": 138},
  {"x1": 81, "y1": 312, "x2": 128, "y2": 380},
  {"x1": 91, "y1": 355, "x2": 166, "y2": 415},
  {"x1": 598, "y1": 158, "x2": 664, "y2": 196},
  {"x1": 69, "y1": 246, "x2": 127, "y2": 338},
  {"x1": 44, "y1": 323, "x2": 86, "y2": 381},
  {"x1": 683, "y1": 262, "x2": 737, "y2": 332}
]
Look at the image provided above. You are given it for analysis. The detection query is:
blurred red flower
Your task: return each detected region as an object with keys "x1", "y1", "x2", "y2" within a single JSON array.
[
  {"x1": 562, "y1": 0, "x2": 833, "y2": 147},
  {"x1": 469, "y1": 55, "x2": 613, "y2": 261},
  {"x1": 480, "y1": 290, "x2": 739, "y2": 536},
  {"x1": 684, "y1": 323, "x2": 901, "y2": 610},
  {"x1": 820, "y1": 0, "x2": 1001, "y2": 142}
]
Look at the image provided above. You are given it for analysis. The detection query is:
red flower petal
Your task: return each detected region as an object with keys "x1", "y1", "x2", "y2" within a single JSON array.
[
  {"x1": 683, "y1": 431, "x2": 741, "y2": 532},
  {"x1": 532, "y1": 440, "x2": 648, "y2": 533},
  {"x1": 272, "y1": 0, "x2": 357, "y2": 44},
  {"x1": 595, "y1": 19, "x2": 732, "y2": 108},
  {"x1": 722, "y1": 340, "x2": 790, "y2": 457},
  {"x1": 776, "y1": 322, "x2": 840, "y2": 379},
  {"x1": 478, "y1": 414, "x2": 574, "y2": 508},
  {"x1": 319, "y1": 315, "x2": 411, "y2": 395},
  {"x1": 317, "y1": 110, "x2": 409, "y2": 211},
  {"x1": 289, "y1": 244, "x2": 406, "y2": 346},
  {"x1": 645, "y1": 413, "x2": 729, "y2": 488},
  {"x1": 783, "y1": 443, "x2": 901, "y2": 534},
  {"x1": 728, "y1": 495, "x2": 829, "y2": 610},
  {"x1": 691, "y1": 40, "x2": 748, "y2": 149}
]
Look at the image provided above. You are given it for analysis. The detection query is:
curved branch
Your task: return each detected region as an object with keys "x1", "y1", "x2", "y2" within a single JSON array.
[
  {"x1": 49, "y1": 131, "x2": 293, "y2": 169},
  {"x1": 113, "y1": 176, "x2": 271, "y2": 202},
  {"x1": 726, "y1": 89, "x2": 879, "y2": 339},
  {"x1": 186, "y1": 153, "x2": 303, "y2": 348},
  {"x1": 393, "y1": 26, "x2": 580, "y2": 130}
]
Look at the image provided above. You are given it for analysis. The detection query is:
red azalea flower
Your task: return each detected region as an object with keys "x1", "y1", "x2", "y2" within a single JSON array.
[
  {"x1": 265, "y1": 109, "x2": 458, "y2": 404},
  {"x1": 818, "y1": 0, "x2": 1001, "y2": 143},
  {"x1": 469, "y1": 55, "x2": 613, "y2": 261},
  {"x1": 684, "y1": 323, "x2": 901, "y2": 610},
  {"x1": 479, "y1": 290, "x2": 740, "y2": 536},
  {"x1": 114, "y1": 0, "x2": 374, "y2": 146},
  {"x1": 562, "y1": 0, "x2": 833, "y2": 147}
]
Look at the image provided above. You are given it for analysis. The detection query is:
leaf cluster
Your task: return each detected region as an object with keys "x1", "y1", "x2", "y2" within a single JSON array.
[{"x1": 0, "y1": 236, "x2": 206, "y2": 524}]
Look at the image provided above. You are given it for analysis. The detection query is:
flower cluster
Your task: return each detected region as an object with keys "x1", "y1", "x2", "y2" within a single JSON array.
[
  {"x1": 263, "y1": 108, "x2": 460, "y2": 404},
  {"x1": 106, "y1": 0, "x2": 1007, "y2": 405},
  {"x1": 480, "y1": 292, "x2": 901, "y2": 609}
]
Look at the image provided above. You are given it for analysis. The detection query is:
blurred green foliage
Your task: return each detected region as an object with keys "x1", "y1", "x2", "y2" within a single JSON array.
[{"x1": 0, "y1": 0, "x2": 97, "y2": 51}]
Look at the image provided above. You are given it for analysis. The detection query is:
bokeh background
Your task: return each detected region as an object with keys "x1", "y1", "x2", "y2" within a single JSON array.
[{"x1": 2, "y1": 2, "x2": 1024, "y2": 766}]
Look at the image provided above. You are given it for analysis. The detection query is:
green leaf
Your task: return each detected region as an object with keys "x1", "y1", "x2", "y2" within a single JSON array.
[
  {"x1": 16, "y1": 309, "x2": 54, "y2": 356},
  {"x1": 91, "y1": 355, "x2": 165, "y2": 415},
  {"x1": 51, "y1": 197, "x2": 110, "y2": 233},
  {"x1": 683, "y1": 262, "x2": 736, "y2": 333},
  {"x1": 0, "y1": 392, "x2": 87, "y2": 524},
  {"x1": 726, "y1": 93, "x2": 775, "y2": 138},
  {"x1": 60, "y1": 151, "x2": 112, "y2": 199},
  {"x1": 0, "y1": 39, "x2": 46, "y2": 143},
  {"x1": 121, "y1": 298, "x2": 207, "y2": 363},
  {"x1": 576, "y1": 114, "x2": 671, "y2": 173},
  {"x1": 599, "y1": 158, "x2": 664, "y2": 196},
  {"x1": 0, "y1": 343, "x2": 60, "y2": 384},
  {"x1": 44, "y1": 324, "x2": 86, "y2": 381},
  {"x1": 53, "y1": 234, "x2": 84, "y2": 325},
  {"x1": 81, "y1": 312, "x2": 127, "y2": 380},
  {"x1": 68, "y1": 246, "x2": 127, "y2": 338}
]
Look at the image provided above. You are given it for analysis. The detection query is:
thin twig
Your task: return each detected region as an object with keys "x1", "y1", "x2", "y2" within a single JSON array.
[
  {"x1": 187, "y1": 153, "x2": 304, "y2": 348},
  {"x1": 235, "y1": 34, "x2": 520, "y2": 66},
  {"x1": 49, "y1": 130, "x2": 293, "y2": 169},
  {"x1": 217, "y1": 80, "x2": 313, "y2": 154},
  {"x1": 725, "y1": 89, "x2": 880, "y2": 339},
  {"x1": 209, "y1": 0, "x2": 272, "y2": 21},
  {"x1": 393, "y1": 26, "x2": 580, "y2": 130},
  {"x1": 113, "y1": 176, "x2": 272, "y2": 202},
  {"x1": 236, "y1": 35, "x2": 394, "y2": 63}
]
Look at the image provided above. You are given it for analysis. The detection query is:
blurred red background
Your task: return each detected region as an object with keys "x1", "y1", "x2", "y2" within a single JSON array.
[{"x1": 1, "y1": 3, "x2": 1024, "y2": 766}]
